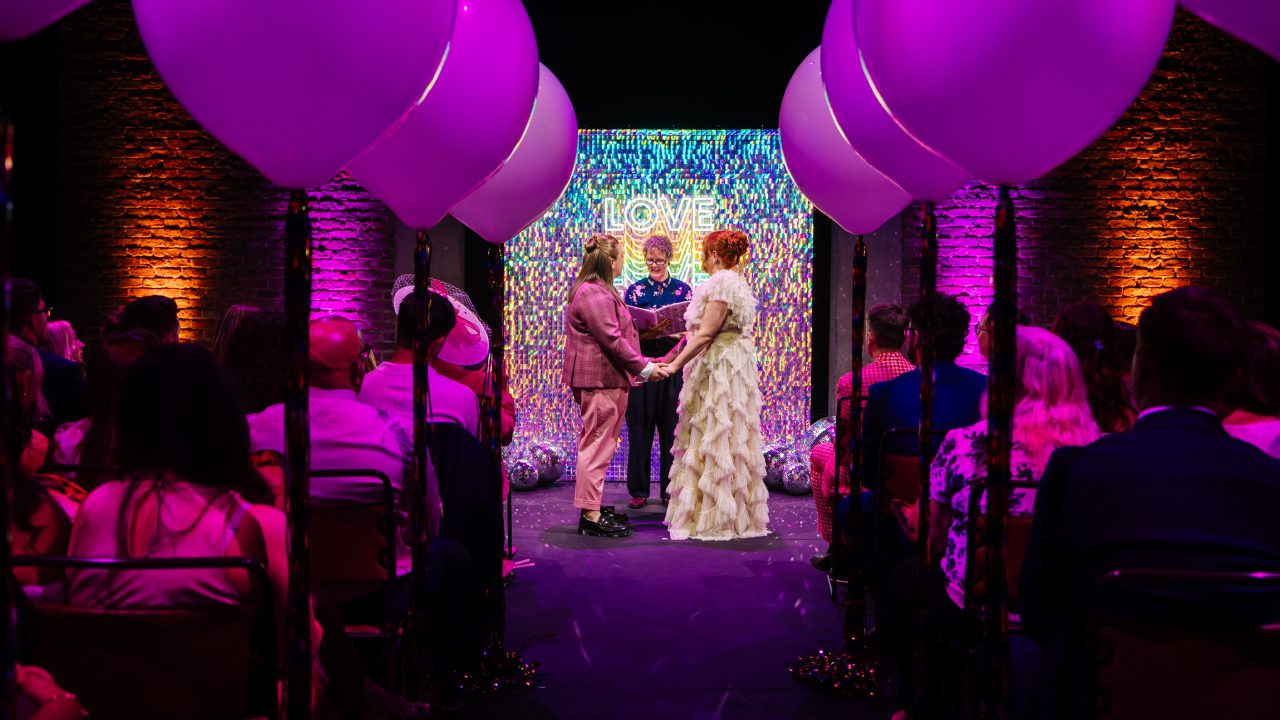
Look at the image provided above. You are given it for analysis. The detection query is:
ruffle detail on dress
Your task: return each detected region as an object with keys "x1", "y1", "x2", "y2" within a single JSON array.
[{"x1": 664, "y1": 314, "x2": 769, "y2": 541}]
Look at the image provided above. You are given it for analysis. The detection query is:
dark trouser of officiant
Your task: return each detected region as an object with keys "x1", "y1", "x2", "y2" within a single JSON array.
[{"x1": 626, "y1": 335, "x2": 683, "y2": 503}]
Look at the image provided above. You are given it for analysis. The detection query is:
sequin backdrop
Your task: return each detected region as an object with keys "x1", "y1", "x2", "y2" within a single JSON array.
[{"x1": 506, "y1": 129, "x2": 812, "y2": 481}]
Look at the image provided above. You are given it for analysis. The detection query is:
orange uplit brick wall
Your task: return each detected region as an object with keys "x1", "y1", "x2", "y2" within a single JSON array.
[
  {"x1": 902, "y1": 11, "x2": 1269, "y2": 352},
  {"x1": 53, "y1": 0, "x2": 399, "y2": 350}
]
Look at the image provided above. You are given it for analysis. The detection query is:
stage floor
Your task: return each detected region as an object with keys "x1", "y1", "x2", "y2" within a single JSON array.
[{"x1": 459, "y1": 483, "x2": 885, "y2": 720}]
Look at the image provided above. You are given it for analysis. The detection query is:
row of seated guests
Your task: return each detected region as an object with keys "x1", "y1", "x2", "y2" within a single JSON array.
[
  {"x1": 5, "y1": 282, "x2": 513, "y2": 717},
  {"x1": 811, "y1": 287, "x2": 1280, "y2": 719}
]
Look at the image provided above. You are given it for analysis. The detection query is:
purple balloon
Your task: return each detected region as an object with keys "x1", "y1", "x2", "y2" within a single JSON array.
[
  {"x1": 1182, "y1": 0, "x2": 1280, "y2": 61},
  {"x1": 0, "y1": 0, "x2": 91, "y2": 41},
  {"x1": 133, "y1": 0, "x2": 456, "y2": 189},
  {"x1": 348, "y1": 0, "x2": 539, "y2": 229},
  {"x1": 451, "y1": 65, "x2": 579, "y2": 244},
  {"x1": 856, "y1": 0, "x2": 1175, "y2": 185},
  {"x1": 779, "y1": 48, "x2": 911, "y2": 236},
  {"x1": 821, "y1": 0, "x2": 968, "y2": 201}
]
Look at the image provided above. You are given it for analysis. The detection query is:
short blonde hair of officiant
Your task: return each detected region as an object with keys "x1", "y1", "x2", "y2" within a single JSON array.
[
  {"x1": 569, "y1": 233, "x2": 623, "y2": 302},
  {"x1": 643, "y1": 235, "x2": 674, "y2": 259}
]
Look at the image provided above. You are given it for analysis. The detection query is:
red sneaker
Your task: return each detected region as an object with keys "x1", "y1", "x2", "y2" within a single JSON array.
[{"x1": 628, "y1": 496, "x2": 646, "y2": 509}]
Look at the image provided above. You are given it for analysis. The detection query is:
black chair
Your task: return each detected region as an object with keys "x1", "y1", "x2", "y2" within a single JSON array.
[
  {"x1": 309, "y1": 468, "x2": 402, "y2": 687},
  {"x1": 1091, "y1": 568, "x2": 1280, "y2": 720},
  {"x1": 12, "y1": 556, "x2": 277, "y2": 720}
]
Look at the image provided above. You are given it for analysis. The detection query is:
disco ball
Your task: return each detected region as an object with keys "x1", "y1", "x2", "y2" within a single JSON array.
[
  {"x1": 795, "y1": 416, "x2": 837, "y2": 455},
  {"x1": 782, "y1": 460, "x2": 812, "y2": 495},
  {"x1": 763, "y1": 442, "x2": 789, "y2": 491},
  {"x1": 526, "y1": 440, "x2": 564, "y2": 487},
  {"x1": 507, "y1": 458, "x2": 540, "y2": 491}
]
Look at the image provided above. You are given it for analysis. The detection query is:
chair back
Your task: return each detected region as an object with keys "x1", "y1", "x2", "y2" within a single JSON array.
[
  {"x1": 13, "y1": 556, "x2": 276, "y2": 720},
  {"x1": 970, "y1": 512, "x2": 1035, "y2": 610},
  {"x1": 1092, "y1": 569, "x2": 1280, "y2": 720},
  {"x1": 882, "y1": 455, "x2": 921, "y2": 506},
  {"x1": 308, "y1": 469, "x2": 397, "y2": 598}
]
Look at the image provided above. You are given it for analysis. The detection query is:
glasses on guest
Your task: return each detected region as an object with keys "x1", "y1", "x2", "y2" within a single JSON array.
[
  {"x1": 36, "y1": 306, "x2": 53, "y2": 316},
  {"x1": 645, "y1": 258, "x2": 668, "y2": 266}
]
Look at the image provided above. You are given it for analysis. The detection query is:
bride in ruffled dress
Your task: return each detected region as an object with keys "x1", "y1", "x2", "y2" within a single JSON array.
[{"x1": 660, "y1": 230, "x2": 770, "y2": 541}]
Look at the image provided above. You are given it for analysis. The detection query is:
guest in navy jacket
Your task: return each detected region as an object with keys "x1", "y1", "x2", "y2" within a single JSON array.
[
  {"x1": 1019, "y1": 286, "x2": 1280, "y2": 719},
  {"x1": 860, "y1": 293, "x2": 987, "y2": 486}
]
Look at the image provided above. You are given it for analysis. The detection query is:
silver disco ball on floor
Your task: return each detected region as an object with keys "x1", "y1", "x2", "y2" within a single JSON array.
[
  {"x1": 763, "y1": 442, "x2": 790, "y2": 491},
  {"x1": 782, "y1": 458, "x2": 812, "y2": 495},
  {"x1": 795, "y1": 416, "x2": 837, "y2": 454},
  {"x1": 526, "y1": 439, "x2": 565, "y2": 487},
  {"x1": 507, "y1": 457, "x2": 540, "y2": 491}
]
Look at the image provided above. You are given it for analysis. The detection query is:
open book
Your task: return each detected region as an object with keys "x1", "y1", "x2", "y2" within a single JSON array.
[{"x1": 627, "y1": 301, "x2": 690, "y2": 335}]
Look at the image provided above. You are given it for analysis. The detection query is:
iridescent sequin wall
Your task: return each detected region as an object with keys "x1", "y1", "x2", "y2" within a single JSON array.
[{"x1": 506, "y1": 129, "x2": 812, "y2": 480}]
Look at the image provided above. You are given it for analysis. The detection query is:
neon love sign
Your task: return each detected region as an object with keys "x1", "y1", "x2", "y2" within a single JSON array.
[{"x1": 602, "y1": 195, "x2": 716, "y2": 235}]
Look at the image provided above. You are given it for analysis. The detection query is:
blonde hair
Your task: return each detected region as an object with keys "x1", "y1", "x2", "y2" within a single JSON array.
[
  {"x1": 44, "y1": 320, "x2": 81, "y2": 362},
  {"x1": 703, "y1": 229, "x2": 750, "y2": 269},
  {"x1": 987, "y1": 326, "x2": 1100, "y2": 465},
  {"x1": 568, "y1": 233, "x2": 623, "y2": 302}
]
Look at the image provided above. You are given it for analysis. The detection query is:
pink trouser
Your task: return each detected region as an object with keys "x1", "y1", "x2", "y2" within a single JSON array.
[{"x1": 573, "y1": 387, "x2": 629, "y2": 511}]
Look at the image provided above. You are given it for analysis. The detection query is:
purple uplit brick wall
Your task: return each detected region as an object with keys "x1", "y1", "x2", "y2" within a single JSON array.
[
  {"x1": 902, "y1": 10, "x2": 1269, "y2": 364},
  {"x1": 54, "y1": 0, "x2": 400, "y2": 351}
]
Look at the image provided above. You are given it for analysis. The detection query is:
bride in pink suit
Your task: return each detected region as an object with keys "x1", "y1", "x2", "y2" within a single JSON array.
[{"x1": 563, "y1": 233, "x2": 668, "y2": 537}]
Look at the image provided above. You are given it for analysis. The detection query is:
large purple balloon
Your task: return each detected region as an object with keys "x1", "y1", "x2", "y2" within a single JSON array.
[
  {"x1": 1182, "y1": 0, "x2": 1280, "y2": 61},
  {"x1": 780, "y1": 49, "x2": 911, "y2": 236},
  {"x1": 132, "y1": 0, "x2": 456, "y2": 189},
  {"x1": 0, "y1": 0, "x2": 90, "y2": 41},
  {"x1": 821, "y1": 0, "x2": 968, "y2": 201},
  {"x1": 348, "y1": 0, "x2": 538, "y2": 229},
  {"x1": 451, "y1": 65, "x2": 579, "y2": 244},
  {"x1": 856, "y1": 0, "x2": 1175, "y2": 185}
]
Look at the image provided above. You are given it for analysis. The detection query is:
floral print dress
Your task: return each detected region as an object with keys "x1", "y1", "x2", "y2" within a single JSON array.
[{"x1": 930, "y1": 421, "x2": 1043, "y2": 608}]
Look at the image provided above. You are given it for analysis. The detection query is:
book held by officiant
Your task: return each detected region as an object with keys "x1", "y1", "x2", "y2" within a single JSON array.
[{"x1": 628, "y1": 301, "x2": 689, "y2": 334}]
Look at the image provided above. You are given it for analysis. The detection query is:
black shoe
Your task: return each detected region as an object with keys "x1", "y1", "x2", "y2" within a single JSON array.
[
  {"x1": 579, "y1": 513, "x2": 630, "y2": 537},
  {"x1": 600, "y1": 505, "x2": 630, "y2": 523},
  {"x1": 810, "y1": 553, "x2": 833, "y2": 572}
]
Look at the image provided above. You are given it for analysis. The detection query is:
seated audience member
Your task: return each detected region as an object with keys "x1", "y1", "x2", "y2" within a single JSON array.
[
  {"x1": 42, "y1": 320, "x2": 84, "y2": 366},
  {"x1": 359, "y1": 291, "x2": 480, "y2": 438},
  {"x1": 862, "y1": 294, "x2": 987, "y2": 485},
  {"x1": 1019, "y1": 287, "x2": 1280, "y2": 719},
  {"x1": 1052, "y1": 302, "x2": 1135, "y2": 432},
  {"x1": 1223, "y1": 321, "x2": 1280, "y2": 458},
  {"x1": 113, "y1": 294, "x2": 181, "y2": 344},
  {"x1": 975, "y1": 303, "x2": 1032, "y2": 361},
  {"x1": 52, "y1": 331, "x2": 155, "y2": 488},
  {"x1": 222, "y1": 309, "x2": 287, "y2": 415},
  {"x1": 1106, "y1": 319, "x2": 1137, "y2": 384},
  {"x1": 248, "y1": 317, "x2": 425, "y2": 560},
  {"x1": 211, "y1": 304, "x2": 261, "y2": 362},
  {"x1": 882, "y1": 327, "x2": 1099, "y2": 713},
  {"x1": 7, "y1": 337, "x2": 52, "y2": 477},
  {"x1": 811, "y1": 303, "x2": 914, "y2": 568},
  {"x1": 8, "y1": 279, "x2": 84, "y2": 431},
  {"x1": 63, "y1": 344, "x2": 422, "y2": 718}
]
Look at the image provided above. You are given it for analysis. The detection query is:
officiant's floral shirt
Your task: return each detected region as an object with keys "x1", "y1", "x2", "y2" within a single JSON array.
[{"x1": 624, "y1": 276, "x2": 692, "y2": 309}]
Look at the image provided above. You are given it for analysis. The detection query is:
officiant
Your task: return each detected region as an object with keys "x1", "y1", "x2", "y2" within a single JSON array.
[{"x1": 623, "y1": 235, "x2": 692, "y2": 508}]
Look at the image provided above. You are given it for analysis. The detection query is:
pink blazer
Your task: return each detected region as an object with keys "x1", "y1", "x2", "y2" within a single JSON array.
[{"x1": 562, "y1": 281, "x2": 649, "y2": 389}]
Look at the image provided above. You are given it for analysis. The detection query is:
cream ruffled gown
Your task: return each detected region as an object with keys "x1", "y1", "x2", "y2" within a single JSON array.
[{"x1": 664, "y1": 269, "x2": 770, "y2": 540}]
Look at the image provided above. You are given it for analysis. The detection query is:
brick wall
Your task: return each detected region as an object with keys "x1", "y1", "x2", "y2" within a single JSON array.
[
  {"x1": 54, "y1": 0, "x2": 399, "y2": 350},
  {"x1": 901, "y1": 10, "x2": 1270, "y2": 359}
]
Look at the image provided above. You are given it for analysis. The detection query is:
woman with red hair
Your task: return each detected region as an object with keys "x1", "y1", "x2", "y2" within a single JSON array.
[{"x1": 660, "y1": 230, "x2": 770, "y2": 541}]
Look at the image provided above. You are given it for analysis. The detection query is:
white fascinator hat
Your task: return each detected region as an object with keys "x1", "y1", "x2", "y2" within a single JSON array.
[{"x1": 392, "y1": 274, "x2": 491, "y2": 367}]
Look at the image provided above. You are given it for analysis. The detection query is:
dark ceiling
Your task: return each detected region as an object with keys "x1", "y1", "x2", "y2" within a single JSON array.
[{"x1": 523, "y1": 1, "x2": 830, "y2": 129}]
